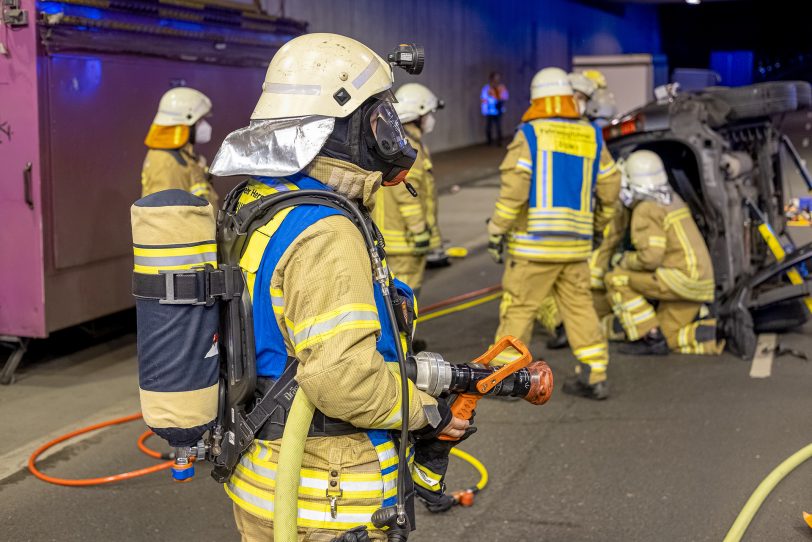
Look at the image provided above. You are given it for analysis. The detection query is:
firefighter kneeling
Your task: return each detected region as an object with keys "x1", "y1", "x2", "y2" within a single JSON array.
[{"x1": 605, "y1": 150, "x2": 725, "y2": 355}]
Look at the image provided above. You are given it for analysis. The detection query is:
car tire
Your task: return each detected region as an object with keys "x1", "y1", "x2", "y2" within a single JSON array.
[
  {"x1": 752, "y1": 298, "x2": 808, "y2": 333},
  {"x1": 705, "y1": 82, "x2": 798, "y2": 119}
]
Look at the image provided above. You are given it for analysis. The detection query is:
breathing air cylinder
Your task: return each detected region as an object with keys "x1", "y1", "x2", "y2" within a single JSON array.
[{"x1": 131, "y1": 189, "x2": 220, "y2": 479}]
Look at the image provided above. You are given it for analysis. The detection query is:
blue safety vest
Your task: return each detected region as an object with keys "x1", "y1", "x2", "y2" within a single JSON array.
[
  {"x1": 521, "y1": 118, "x2": 603, "y2": 240},
  {"x1": 243, "y1": 173, "x2": 411, "y2": 509}
]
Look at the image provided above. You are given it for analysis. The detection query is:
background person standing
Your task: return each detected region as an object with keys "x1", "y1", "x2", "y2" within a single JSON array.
[
  {"x1": 481, "y1": 72, "x2": 509, "y2": 146},
  {"x1": 141, "y1": 87, "x2": 218, "y2": 207}
]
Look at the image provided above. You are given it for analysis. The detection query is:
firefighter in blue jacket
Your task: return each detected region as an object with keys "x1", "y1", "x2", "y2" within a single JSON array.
[{"x1": 487, "y1": 67, "x2": 621, "y2": 400}]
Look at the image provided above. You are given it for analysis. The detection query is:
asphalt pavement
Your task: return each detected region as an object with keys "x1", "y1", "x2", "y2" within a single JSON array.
[{"x1": 2, "y1": 160, "x2": 812, "y2": 542}]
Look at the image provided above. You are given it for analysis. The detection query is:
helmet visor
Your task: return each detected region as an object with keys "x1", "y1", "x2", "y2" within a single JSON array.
[{"x1": 368, "y1": 98, "x2": 411, "y2": 159}]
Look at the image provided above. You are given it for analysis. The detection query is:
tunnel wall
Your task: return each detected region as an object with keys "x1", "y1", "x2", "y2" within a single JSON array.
[{"x1": 262, "y1": 0, "x2": 661, "y2": 152}]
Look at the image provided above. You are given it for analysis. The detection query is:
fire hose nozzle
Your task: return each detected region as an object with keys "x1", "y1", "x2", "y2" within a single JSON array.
[{"x1": 523, "y1": 360, "x2": 554, "y2": 405}]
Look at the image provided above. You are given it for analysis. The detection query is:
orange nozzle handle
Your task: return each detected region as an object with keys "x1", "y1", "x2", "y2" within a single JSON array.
[
  {"x1": 473, "y1": 336, "x2": 532, "y2": 394},
  {"x1": 438, "y1": 336, "x2": 532, "y2": 441}
]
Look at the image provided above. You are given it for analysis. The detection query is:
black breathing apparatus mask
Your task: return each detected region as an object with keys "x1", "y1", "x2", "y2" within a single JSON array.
[{"x1": 321, "y1": 92, "x2": 417, "y2": 184}]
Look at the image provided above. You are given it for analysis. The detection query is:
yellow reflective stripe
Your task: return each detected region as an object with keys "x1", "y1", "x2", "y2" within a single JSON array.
[
  {"x1": 132, "y1": 243, "x2": 216, "y2": 257},
  {"x1": 413, "y1": 462, "x2": 443, "y2": 491},
  {"x1": 293, "y1": 320, "x2": 381, "y2": 353},
  {"x1": 270, "y1": 287, "x2": 284, "y2": 314},
  {"x1": 516, "y1": 159, "x2": 533, "y2": 173},
  {"x1": 663, "y1": 207, "x2": 692, "y2": 228},
  {"x1": 528, "y1": 208, "x2": 593, "y2": 220},
  {"x1": 133, "y1": 261, "x2": 217, "y2": 275},
  {"x1": 573, "y1": 343, "x2": 607, "y2": 360},
  {"x1": 544, "y1": 150, "x2": 553, "y2": 209},
  {"x1": 598, "y1": 160, "x2": 618, "y2": 177},
  {"x1": 671, "y1": 220, "x2": 698, "y2": 279},
  {"x1": 225, "y1": 478, "x2": 378, "y2": 530},
  {"x1": 648, "y1": 236, "x2": 666, "y2": 248},
  {"x1": 495, "y1": 202, "x2": 520, "y2": 217},
  {"x1": 623, "y1": 296, "x2": 646, "y2": 311},
  {"x1": 233, "y1": 463, "x2": 385, "y2": 500},
  {"x1": 189, "y1": 182, "x2": 209, "y2": 195},
  {"x1": 291, "y1": 303, "x2": 378, "y2": 334},
  {"x1": 656, "y1": 269, "x2": 714, "y2": 302},
  {"x1": 581, "y1": 158, "x2": 591, "y2": 213},
  {"x1": 399, "y1": 203, "x2": 422, "y2": 217}
]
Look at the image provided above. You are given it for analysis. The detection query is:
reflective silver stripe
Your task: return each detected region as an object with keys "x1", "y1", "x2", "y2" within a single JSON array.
[
  {"x1": 227, "y1": 482, "x2": 376, "y2": 525},
  {"x1": 292, "y1": 310, "x2": 379, "y2": 346},
  {"x1": 132, "y1": 252, "x2": 216, "y2": 266},
  {"x1": 262, "y1": 82, "x2": 321, "y2": 95},
  {"x1": 239, "y1": 456, "x2": 383, "y2": 492},
  {"x1": 228, "y1": 481, "x2": 274, "y2": 512},
  {"x1": 352, "y1": 59, "x2": 379, "y2": 89}
]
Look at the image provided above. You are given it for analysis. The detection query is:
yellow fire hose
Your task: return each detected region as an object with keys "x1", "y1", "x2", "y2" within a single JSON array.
[
  {"x1": 273, "y1": 289, "x2": 501, "y2": 540},
  {"x1": 723, "y1": 442, "x2": 812, "y2": 541},
  {"x1": 275, "y1": 389, "x2": 316, "y2": 542}
]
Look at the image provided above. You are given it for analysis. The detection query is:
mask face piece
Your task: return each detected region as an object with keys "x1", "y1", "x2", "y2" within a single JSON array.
[
  {"x1": 368, "y1": 100, "x2": 411, "y2": 159},
  {"x1": 195, "y1": 119, "x2": 212, "y2": 145},
  {"x1": 421, "y1": 112, "x2": 436, "y2": 135},
  {"x1": 321, "y1": 94, "x2": 416, "y2": 183}
]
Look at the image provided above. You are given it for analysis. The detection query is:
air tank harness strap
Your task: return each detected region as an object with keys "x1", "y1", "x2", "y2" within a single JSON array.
[{"x1": 132, "y1": 265, "x2": 242, "y2": 306}]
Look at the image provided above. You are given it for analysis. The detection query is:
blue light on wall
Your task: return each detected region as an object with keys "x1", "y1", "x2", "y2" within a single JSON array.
[{"x1": 711, "y1": 51, "x2": 753, "y2": 87}]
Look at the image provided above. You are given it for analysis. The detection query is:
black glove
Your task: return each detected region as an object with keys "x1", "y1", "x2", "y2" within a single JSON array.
[
  {"x1": 330, "y1": 526, "x2": 370, "y2": 542},
  {"x1": 412, "y1": 229, "x2": 431, "y2": 255},
  {"x1": 415, "y1": 485, "x2": 457, "y2": 513},
  {"x1": 488, "y1": 233, "x2": 505, "y2": 264},
  {"x1": 412, "y1": 396, "x2": 453, "y2": 440}
]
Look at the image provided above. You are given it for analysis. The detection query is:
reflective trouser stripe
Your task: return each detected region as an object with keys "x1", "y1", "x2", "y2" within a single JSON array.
[{"x1": 225, "y1": 478, "x2": 378, "y2": 531}]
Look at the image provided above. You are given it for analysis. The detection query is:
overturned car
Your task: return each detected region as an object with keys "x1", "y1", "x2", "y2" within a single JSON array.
[{"x1": 604, "y1": 81, "x2": 812, "y2": 359}]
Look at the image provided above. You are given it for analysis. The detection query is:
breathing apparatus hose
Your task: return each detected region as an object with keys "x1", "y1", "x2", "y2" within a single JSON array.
[{"x1": 274, "y1": 390, "x2": 317, "y2": 542}]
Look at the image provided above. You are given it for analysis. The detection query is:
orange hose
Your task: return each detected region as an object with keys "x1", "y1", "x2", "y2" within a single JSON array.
[
  {"x1": 420, "y1": 284, "x2": 502, "y2": 314},
  {"x1": 29, "y1": 285, "x2": 504, "y2": 488},
  {"x1": 28, "y1": 413, "x2": 173, "y2": 486},
  {"x1": 137, "y1": 429, "x2": 166, "y2": 459}
]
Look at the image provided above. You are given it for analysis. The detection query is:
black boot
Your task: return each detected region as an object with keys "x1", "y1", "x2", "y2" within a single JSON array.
[
  {"x1": 561, "y1": 376, "x2": 609, "y2": 400},
  {"x1": 546, "y1": 324, "x2": 569, "y2": 349},
  {"x1": 618, "y1": 328, "x2": 669, "y2": 356}
]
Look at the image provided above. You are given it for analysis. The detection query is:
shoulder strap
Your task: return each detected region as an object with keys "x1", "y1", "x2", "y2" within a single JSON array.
[{"x1": 157, "y1": 149, "x2": 188, "y2": 167}]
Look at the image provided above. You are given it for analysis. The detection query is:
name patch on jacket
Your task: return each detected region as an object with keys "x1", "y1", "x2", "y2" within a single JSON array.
[{"x1": 534, "y1": 121, "x2": 598, "y2": 158}]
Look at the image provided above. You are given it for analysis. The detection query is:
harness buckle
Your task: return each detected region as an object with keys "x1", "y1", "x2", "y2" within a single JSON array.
[{"x1": 158, "y1": 265, "x2": 214, "y2": 306}]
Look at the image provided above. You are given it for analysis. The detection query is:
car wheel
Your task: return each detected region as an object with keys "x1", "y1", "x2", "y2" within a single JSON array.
[
  {"x1": 752, "y1": 298, "x2": 809, "y2": 333},
  {"x1": 705, "y1": 82, "x2": 798, "y2": 119}
]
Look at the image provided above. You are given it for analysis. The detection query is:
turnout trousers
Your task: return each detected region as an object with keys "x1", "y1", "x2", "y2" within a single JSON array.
[
  {"x1": 604, "y1": 269, "x2": 723, "y2": 355},
  {"x1": 495, "y1": 258, "x2": 608, "y2": 384}
]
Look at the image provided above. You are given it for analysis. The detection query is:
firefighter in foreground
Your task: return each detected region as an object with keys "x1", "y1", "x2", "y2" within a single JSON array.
[
  {"x1": 487, "y1": 67, "x2": 620, "y2": 400},
  {"x1": 141, "y1": 87, "x2": 218, "y2": 206},
  {"x1": 373, "y1": 83, "x2": 443, "y2": 294},
  {"x1": 604, "y1": 150, "x2": 724, "y2": 355},
  {"x1": 207, "y1": 34, "x2": 468, "y2": 541}
]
